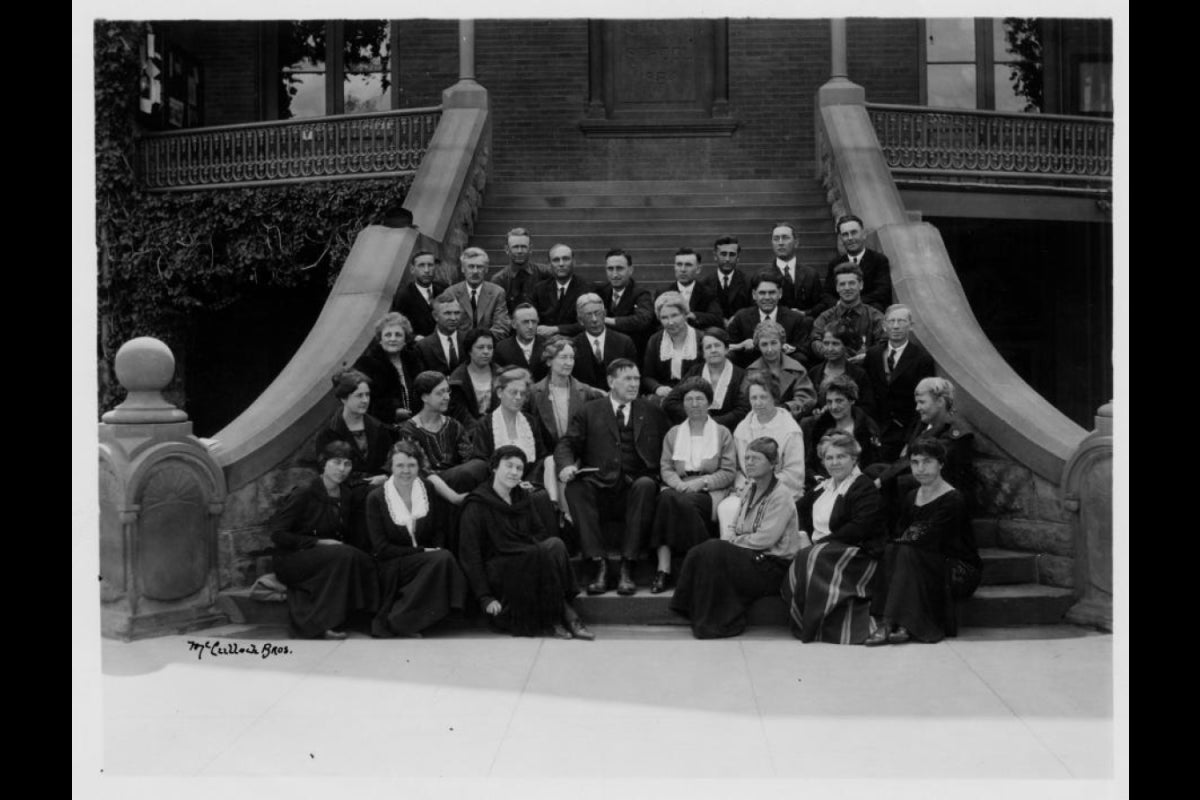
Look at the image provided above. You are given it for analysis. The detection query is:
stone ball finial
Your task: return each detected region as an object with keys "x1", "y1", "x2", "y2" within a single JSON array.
[
  {"x1": 102, "y1": 337, "x2": 188, "y2": 425},
  {"x1": 114, "y1": 337, "x2": 176, "y2": 393}
]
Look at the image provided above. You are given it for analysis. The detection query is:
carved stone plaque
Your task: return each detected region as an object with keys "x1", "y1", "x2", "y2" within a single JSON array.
[{"x1": 609, "y1": 20, "x2": 713, "y2": 118}]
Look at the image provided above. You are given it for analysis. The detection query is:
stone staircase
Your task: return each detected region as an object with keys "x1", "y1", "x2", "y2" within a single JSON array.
[{"x1": 470, "y1": 178, "x2": 838, "y2": 293}]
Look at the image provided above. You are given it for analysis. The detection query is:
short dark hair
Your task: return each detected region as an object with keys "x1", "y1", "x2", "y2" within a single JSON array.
[
  {"x1": 462, "y1": 327, "x2": 494, "y2": 355},
  {"x1": 490, "y1": 444, "x2": 529, "y2": 471},
  {"x1": 743, "y1": 369, "x2": 781, "y2": 403},
  {"x1": 771, "y1": 221, "x2": 797, "y2": 237},
  {"x1": 824, "y1": 321, "x2": 861, "y2": 353},
  {"x1": 712, "y1": 235, "x2": 740, "y2": 250},
  {"x1": 411, "y1": 249, "x2": 437, "y2": 264},
  {"x1": 700, "y1": 327, "x2": 730, "y2": 348},
  {"x1": 674, "y1": 246, "x2": 700, "y2": 263},
  {"x1": 318, "y1": 440, "x2": 355, "y2": 467},
  {"x1": 606, "y1": 357, "x2": 638, "y2": 379},
  {"x1": 511, "y1": 302, "x2": 538, "y2": 318},
  {"x1": 605, "y1": 248, "x2": 632, "y2": 266},
  {"x1": 821, "y1": 373, "x2": 860, "y2": 404},
  {"x1": 835, "y1": 214, "x2": 864, "y2": 233},
  {"x1": 750, "y1": 269, "x2": 784, "y2": 292},
  {"x1": 908, "y1": 436, "x2": 947, "y2": 463},
  {"x1": 832, "y1": 262, "x2": 864, "y2": 282},
  {"x1": 387, "y1": 439, "x2": 426, "y2": 472},
  {"x1": 414, "y1": 370, "x2": 449, "y2": 403},
  {"x1": 432, "y1": 291, "x2": 459, "y2": 309},
  {"x1": 331, "y1": 369, "x2": 370, "y2": 399},
  {"x1": 676, "y1": 376, "x2": 714, "y2": 404},
  {"x1": 746, "y1": 436, "x2": 780, "y2": 464}
]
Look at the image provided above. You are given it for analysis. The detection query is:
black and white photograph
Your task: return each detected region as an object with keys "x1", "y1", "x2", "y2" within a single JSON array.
[{"x1": 74, "y1": 1, "x2": 1126, "y2": 797}]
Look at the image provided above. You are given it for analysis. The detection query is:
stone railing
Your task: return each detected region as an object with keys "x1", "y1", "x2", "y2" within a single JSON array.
[
  {"x1": 1062, "y1": 401, "x2": 1114, "y2": 631},
  {"x1": 865, "y1": 103, "x2": 1112, "y2": 189},
  {"x1": 136, "y1": 107, "x2": 442, "y2": 192}
]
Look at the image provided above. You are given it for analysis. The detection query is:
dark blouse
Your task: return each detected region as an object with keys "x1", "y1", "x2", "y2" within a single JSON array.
[
  {"x1": 458, "y1": 484, "x2": 549, "y2": 607},
  {"x1": 314, "y1": 410, "x2": 395, "y2": 482},
  {"x1": 642, "y1": 329, "x2": 704, "y2": 395},
  {"x1": 397, "y1": 415, "x2": 473, "y2": 473},
  {"x1": 354, "y1": 341, "x2": 420, "y2": 426},
  {"x1": 364, "y1": 478, "x2": 437, "y2": 558},
  {"x1": 268, "y1": 478, "x2": 348, "y2": 552},
  {"x1": 892, "y1": 488, "x2": 982, "y2": 569}
]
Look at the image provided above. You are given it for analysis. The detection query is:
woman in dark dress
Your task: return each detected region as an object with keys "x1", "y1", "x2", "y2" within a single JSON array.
[
  {"x1": 396, "y1": 370, "x2": 490, "y2": 551},
  {"x1": 781, "y1": 430, "x2": 886, "y2": 644},
  {"x1": 353, "y1": 311, "x2": 420, "y2": 428},
  {"x1": 313, "y1": 369, "x2": 396, "y2": 551},
  {"x1": 803, "y1": 322, "x2": 873, "y2": 417},
  {"x1": 670, "y1": 437, "x2": 802, "y2": 639},
  {"x1": 458, "y1": 445, "x2": 596, "y2": 640},
  {"x1": 662, "y1": 328, "x2": 750, "y2": 429},
  {"x1": 801, "y1": 374, "x2": 882, "y2": 492},
  {"x1": 865, "y1": 437, "x2": 983, "y2": 645},
  {"x1": 648, "y1": 376, "x2": 738, "y2": 594},
  {"x1": 365, "y1": 441, "x2": 468, "y2": 638},
  {"x1": 643, "y1": 292, "x2": 702, "y2": 402},
  {"x1": 269, "y1": 441, "x2": 381, "y2": 639},
  {"x1": 446, "y1": 328, "x2": 502, "y2": 426}
]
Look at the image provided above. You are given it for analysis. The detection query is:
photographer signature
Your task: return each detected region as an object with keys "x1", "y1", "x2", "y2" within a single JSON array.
[{"x1": 186, "y1": 640, "x2": 292, "y2": 661}]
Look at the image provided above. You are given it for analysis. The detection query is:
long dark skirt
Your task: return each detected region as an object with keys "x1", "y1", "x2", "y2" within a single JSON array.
[
  {"x1": 649, "y1": 489, "x2": 716, "y2": 554},
  {"x1": 487, "y1": 537, "x2": 578, "y2": 637},
  {"x1": 372, "y1": 549, "x2": 467, "y2": 637},
  {"x1": 878, "y1": 544, "x2": 982, "y2": 643},
  {"x1": 781, "y1": 540, "x2": 879, "y2": 644},
  {"x1": 670, "y1": 539, "x2": 788, "y2": 639},
  {"x1": 273, "y1": 545, "x2": 380, "y2": 638},
  {"x1": 428, "y1": 461, "x2": 491, "y2": 554}
]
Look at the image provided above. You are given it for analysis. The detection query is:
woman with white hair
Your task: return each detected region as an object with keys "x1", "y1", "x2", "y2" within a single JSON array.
[{"x1": 642, "y1": 291, "x2": 702, "y2": 401}]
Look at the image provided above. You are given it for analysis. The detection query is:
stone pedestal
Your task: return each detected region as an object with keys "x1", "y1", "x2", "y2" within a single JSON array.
[
  {"x1": 1061, "y1": 401, "x2": 1114, "y2": 631},
  {"x1": 99, "y1": 337, "x2": 228, "y2": 640}
]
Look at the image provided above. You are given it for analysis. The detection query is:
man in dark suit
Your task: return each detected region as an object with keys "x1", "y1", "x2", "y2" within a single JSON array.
[
  {"x1": 598, "y1": 248, "x2": 655, "y2": 360},
  {"x1": 700, "y1": 235, "x2": 752, "y2": 324},
  {"x1": 414, "y1": 292, "x2": 468, "y2": 375},
  {"x1": 446, "y1": 247, "x2": 511, "y2": 340},
  {"x1": 863, "y1": 303, "x2": 937, "y2": 462},
  {"x1": 770, "y1": 221, "x2": 828, "y2": 317},
  {"x1": 493, "y1": 302, "x2": 549, "y2": 382},
  {"x1": 555, "y1": 358, "x2": 669, "y2": 596},
  {"x1": 490, "y1": 227, "x2": 551, "y2": 314},
  {"x1": 571, "y1": 292, "x2": 639, "y2": 390},
  {"x1": 657, "y1": 247, "x2": 724, "y2": 329},
  {"x1": 533, "y1": 243, "x2": 592, "y2": 338},
  {"x1": 727, "y1": 269, "x2": 814, "y2": 368},
  {"x1": 825, "y1": 214, "x2": 893, "y2": 313},
  {"x1": 391, "y1": 250, "x2": 448, "y2": 339}
]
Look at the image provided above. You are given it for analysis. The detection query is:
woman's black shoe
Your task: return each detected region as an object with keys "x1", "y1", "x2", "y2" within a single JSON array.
[{"x1": 650, "y1": 570, "x2": 671, "y2": 594}]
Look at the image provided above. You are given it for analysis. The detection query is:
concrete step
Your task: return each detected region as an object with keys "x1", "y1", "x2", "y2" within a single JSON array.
[
  {"x1": 476, "y1": 205, "x2": 834, "y2": 222},
  {"x1": 978, "y1": 547, "x2": 1039, "y2": 585},
  {"x1": 472, "y1": 233, "x2": 837, "y2": 250},
  {"x1": 487, "y1": 179, "x2": 823, "y2": 195},
  {"x1": 473, "y1": 221, "x2": 837, "y2": 239}
]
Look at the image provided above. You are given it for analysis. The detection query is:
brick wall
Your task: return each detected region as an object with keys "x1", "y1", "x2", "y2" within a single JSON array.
[
  {"x1": 846, "y1": 18, "x2": 921, "y2": 104},
  {"x1": 396, "y1": 20, "x2": 459, "y2": 108},
  {"x1": 157, "y1": 21, "x2": 261, "y2": 125}
]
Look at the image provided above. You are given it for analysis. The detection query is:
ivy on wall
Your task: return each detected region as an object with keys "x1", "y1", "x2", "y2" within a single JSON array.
[{"x1": 94, "y1": 21, "x2": 413, "y2": 414}]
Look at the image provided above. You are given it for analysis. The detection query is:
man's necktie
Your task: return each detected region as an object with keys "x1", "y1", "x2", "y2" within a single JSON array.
[
  {"x1": 470, "y1": 289, "x2": 479, "y2": 321},
  {"x1": 721, "y1": 274, "x2": 729, "y2": 292},
  {"x1": 615, "y1": 403, "x2": 627, "y2": 427},
  {"x1": 593, "y1": 338, "x2": 603, "y2": 363},
  {"x1": 611, "y1": 291, "x2": 622, "y2": 311},
  {"x1": 557, "y1": 284, "x2": 566, "y2": 303},
  {"x1": 782, "y1": 265, "x2": 793, "y2": 282},
  {"x1": 886, "y1": 348, "x2": 897, "y2": 378},
  {"x1": 448, "y1": 336, "x2": 458, "y2": 366}
]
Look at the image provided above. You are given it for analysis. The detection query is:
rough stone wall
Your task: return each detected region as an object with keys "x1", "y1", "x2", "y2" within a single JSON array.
[{"x1": 972, "y1": 427, "x2": 1075, "y2": 589}]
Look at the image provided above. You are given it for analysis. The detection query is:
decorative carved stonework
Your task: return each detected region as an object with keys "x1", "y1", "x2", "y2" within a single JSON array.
[
  {"x1": 1061, "y1": 401, "x2": 1114, "y2": 631},
  {"x1": 99, "y1": 337, "x2": 228, "y2": 639}
]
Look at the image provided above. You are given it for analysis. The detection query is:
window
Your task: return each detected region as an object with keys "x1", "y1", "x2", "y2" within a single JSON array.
[
  {"x1": 923, "y1": 18, "x2": 1042, "y2": 113},
  {"x1": 277, "y1": 20, "x2": 396, "y2": 119}
]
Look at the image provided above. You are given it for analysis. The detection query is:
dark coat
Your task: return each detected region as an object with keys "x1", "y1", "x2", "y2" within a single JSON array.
[
  {"x1": 353, "y1": 341, "x2": 420, "y2": 426},
  {"x1": 726, "y1": 306, "x2": 814, "y2": 367},
  {"x1": 874, "y1": 418, "x2": 976, "y2": 499},
  {"x1": 802, "y1": 406, "x2": 883, "y2": 485},
  {"x1": 468, "y1": 408, "x2": 547, "y2": 482},
  {"x1": 826, "y1": 248, "x2": 893, "y2": 312},
  {"x1": 314, "y1": 410, "x2": 395, "y2": 482},
  {"x1": 457, "y1": 483, "x2": 552, "y2": 609},
  {"x1": 446, "y1": 362, "x2": 503, "y2": 427},
  {"x1": 598, "y1": 279, "x2": 656, "y2": 339},
  {"x1": 553, "y1": 395, "x2": 669, "y2": 489},
  {"x1": 490, "y1": 262, "x2": 551, "y2": 313},
  {"x1": 699, "y1": 268, "x2": 753, "y2": 321},
  {"x1": 799, "y1": 472, "x2": 885, "y2": 553},
  {"x1": 570, "y1": 329, "x2": 639, "y2": 390},
  {"x1": 532, "y1": 276, "x2": 595, "y2": 336},
  {"x1": 661, "y1": 361, "x2": 750, "y2": 429},
  {"x1": 807, "y1": 360, "x2": 875, "y2": 413},
  {"x1": 493, "y1": 334, "x2": 549, "y2": 383},
  {"x1": 528, "y1": 376, "x2": 607, "y2": 455},
  {"x1": 415, "y1": 328, "x2": 468, "y2": 375},
  {"x1": 268, "y1": 477, "x2": 348, "y2": 552},
  {"x1": 769, "y1": 262, "x2": 828, "y2": 317},
  {"x1": 364, "y1": 478, "x2": 438, "y2": 557},
  {"x1": 863, "y1": 339, "x2": 937, "y2": 432},
  {"x1": 391, "y1": 280, "x2": 448, "y2": 338}
]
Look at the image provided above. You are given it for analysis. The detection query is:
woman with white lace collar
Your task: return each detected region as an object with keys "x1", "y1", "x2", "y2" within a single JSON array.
[
  {"x1": 661, "y1": 328, "x2": 750, "y2": 430},
  {"x1": 642, "y1": 291, "x2": 702, "y2": 402},
  {"x1": 365, "y1": 441, "x2": 467, "y2": 638},
  {"x1": 647, "y1": 376, "x2": 738, "y2": 594}
]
